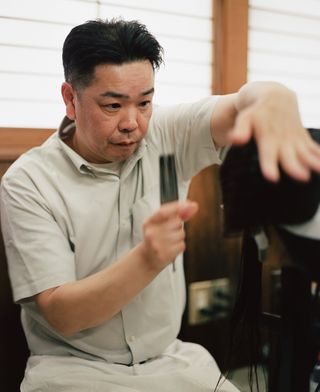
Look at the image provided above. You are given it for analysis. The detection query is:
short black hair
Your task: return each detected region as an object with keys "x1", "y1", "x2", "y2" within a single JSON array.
[{"x1": 62, "y1": 18, "x2": 164, "y2": 89}]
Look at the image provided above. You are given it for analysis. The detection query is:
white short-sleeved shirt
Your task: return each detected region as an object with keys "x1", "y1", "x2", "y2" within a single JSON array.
[{"x1": 1, "y1": 97, "x2": 221, "y2": 365}]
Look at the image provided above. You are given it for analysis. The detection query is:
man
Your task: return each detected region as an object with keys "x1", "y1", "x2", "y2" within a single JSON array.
[{"x1": 1, "y1": 18, "x2": 320, "y2": 392}]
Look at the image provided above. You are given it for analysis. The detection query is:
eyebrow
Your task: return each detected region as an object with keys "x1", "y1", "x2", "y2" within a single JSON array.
[{"x1": 100, "y1": 87, "x2": 154, "y2": 99}]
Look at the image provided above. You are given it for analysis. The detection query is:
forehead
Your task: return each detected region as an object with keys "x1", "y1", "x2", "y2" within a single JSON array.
[{"x1": 88, "y1": 60, "x2": 155, "y2": 96}]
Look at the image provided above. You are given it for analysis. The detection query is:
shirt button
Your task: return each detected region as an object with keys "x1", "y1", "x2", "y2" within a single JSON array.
[{"x1": 128, "y1": 335, "x2": 136, "y2": 342}]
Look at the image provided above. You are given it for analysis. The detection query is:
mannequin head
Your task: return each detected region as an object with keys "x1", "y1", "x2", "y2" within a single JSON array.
[{"x1": 216, "y1": 129, "x2": 320, "y2": 391}]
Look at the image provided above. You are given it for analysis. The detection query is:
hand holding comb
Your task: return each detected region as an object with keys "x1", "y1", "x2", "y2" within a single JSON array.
[{"x1": 159, "y1": 154, "x2": 179, "y2": 271}]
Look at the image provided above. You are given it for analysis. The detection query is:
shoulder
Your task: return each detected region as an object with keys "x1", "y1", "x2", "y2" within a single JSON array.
[
  {"x1": 149, "y1": 97, "x2": 220, "y2": 128},
  {"x1": 146, "y1": 97, "x2": 219, "y2": 145},
  {"x1": 2, "y1": 132, "x2": 62, "y2": 187}
]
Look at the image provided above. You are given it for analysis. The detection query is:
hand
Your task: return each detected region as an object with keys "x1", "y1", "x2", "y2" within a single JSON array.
[
  {"x1": 141, "y1": 200, "x2": 198, "y2": 270},
  {"x1": 230, "y1": 82, "x2": 320, "y2": 182}
]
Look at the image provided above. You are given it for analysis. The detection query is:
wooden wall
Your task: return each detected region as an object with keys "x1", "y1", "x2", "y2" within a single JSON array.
[{"x1": 181, "y1": 0, "x2": 249, "y2": 369}]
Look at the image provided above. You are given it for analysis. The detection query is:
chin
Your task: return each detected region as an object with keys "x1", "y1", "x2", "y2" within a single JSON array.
[
  {"x1": 107, "y1": 153, "x2": 133, "y2": 163},
  {"x1": 104, "y1": 142, "x2": 140, "y2": 163}
]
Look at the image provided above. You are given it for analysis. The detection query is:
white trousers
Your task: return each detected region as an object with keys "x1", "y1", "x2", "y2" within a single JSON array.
[{"x1": 21, "y1": 339, "x2": 239, "y2": 392}]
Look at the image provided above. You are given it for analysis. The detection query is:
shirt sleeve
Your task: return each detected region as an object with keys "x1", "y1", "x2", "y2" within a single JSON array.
[
  {"x1": 148, "y1": 96, "x2": 223, "y2": 181},
  {"x1": 0, "y1": 168, "x2": 76, "y2": 303}
]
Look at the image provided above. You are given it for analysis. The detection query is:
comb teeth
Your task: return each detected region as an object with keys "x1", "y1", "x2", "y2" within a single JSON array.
[{"x1": 159, "y1": 154, "x2": 179, "y2": 204}]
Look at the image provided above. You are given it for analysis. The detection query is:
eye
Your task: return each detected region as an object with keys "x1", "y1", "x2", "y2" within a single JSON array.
[
  {"x1": 102, "y1": 103, "x2": 121, "y2": 111},
  {"x1": 139, "y1": 100, "x2": 151, "y2": 109}
]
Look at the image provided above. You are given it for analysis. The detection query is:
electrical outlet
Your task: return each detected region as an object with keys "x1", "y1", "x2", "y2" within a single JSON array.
[{"x1": 188, "y1": 278, "x2": 230, "y2": 325}]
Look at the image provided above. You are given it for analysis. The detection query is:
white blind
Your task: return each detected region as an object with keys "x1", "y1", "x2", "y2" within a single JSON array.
[
  {"x1": 0, "y1": 0, "x2": 213, "y2": 128},
  {"x1": 248, "y1": 0, "x2": 320, "y2": 128}
]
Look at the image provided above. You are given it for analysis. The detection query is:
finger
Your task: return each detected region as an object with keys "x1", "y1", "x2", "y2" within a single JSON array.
[
  {"x1": 257, "y1": 128, "x2": 320, "y2": 181},
  {"x1": 164, "y1": 228, "x2": 185, "y2": 244},
  {"x1": 159, "y1": 216, "x2": 183, "y2": 233},
  {"x1": 255, "y1": 136, "x2": 280, "y2": 182},
  {"x1": 301, "y1": 140, "x2": 320, "y2": 172},
  {"x1": 149, "y1": 201, "x2": 184, "y2": 224},
  {"x1": 149, "y1": 200, "x2": 198, "y2": 224},
  {"x1": 307, "y1": 139, "x2": 320, "y2": 157},
  {"x1": 178, "y1": 201, "x2": 199, "y2": 221},
  {"x1": 146, "y1": 229, "x2": 186, "y2": 264},
  {"x1": 228, "y1": 109, "x2": 253, "y2": 145},
  {"x1": 278, "y1": 145, "x2": 310, "y2": 182}
]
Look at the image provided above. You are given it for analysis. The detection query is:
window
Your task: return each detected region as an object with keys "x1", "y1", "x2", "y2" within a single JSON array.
[
  {"x1": 248, "y1": 0, "x2": 320, "y2": 127},
  {"x1": 0, "y1": 0, "x2": 213, "y2": 128}
]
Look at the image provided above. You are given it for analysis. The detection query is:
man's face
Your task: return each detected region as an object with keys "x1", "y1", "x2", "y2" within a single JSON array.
[{"x1": 62, "y1": 60, "x2": 155, "y2": 163}]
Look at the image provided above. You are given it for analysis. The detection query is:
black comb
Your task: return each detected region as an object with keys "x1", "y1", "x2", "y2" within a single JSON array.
[
  {"x1": 159, "y1": 154, "x2": 179, "y2": 271},
  {"x1": 160, "y1": 154, "x2": 179, "y2": 203}
]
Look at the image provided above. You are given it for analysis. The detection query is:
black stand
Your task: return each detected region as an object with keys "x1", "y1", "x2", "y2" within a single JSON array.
[
  {"x1": 266, "y1": 265, "x2": 319, "y2": 392},
  {"x1": 278, "y1": 266, "x2": 314, "y2": 392}
]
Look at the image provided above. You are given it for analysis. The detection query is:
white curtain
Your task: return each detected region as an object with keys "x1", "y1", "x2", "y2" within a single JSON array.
[
  {"x1": 0, "y1": 0, "x2": 213, "y2": 128},
  {"x1": 248, "y1": 0, "x2": 320, "y2": 128}
]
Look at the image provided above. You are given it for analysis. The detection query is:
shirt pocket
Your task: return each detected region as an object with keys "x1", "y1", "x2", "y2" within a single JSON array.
[{"x1": 131, "y1": 184, "x2": 160, "y2": 246}]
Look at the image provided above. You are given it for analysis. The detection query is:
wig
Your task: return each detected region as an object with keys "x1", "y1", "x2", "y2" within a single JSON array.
[{"x1": 217, "y1": 129, "x2": 320, "y2": 391}]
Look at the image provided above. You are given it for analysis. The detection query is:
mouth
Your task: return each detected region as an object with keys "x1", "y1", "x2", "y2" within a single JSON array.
[
  {"x1": 117, "y1": 141, "x2": 136, "y2": 146},
  {"x1": 112, "y1": 140, "x2": 138, "y2": 147}
]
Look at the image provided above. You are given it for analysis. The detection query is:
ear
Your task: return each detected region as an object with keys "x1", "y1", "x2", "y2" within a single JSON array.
[{"x1": 61, "y1": 82, "x2": 76, "y2": 120}]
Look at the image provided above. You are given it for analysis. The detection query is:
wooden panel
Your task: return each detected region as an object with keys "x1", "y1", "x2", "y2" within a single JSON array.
[
  {"x1": 188, "y1": 0, "x2": 249, "y2": 287},
  {"x1": 0, "y1": 128, "x2": 54, "y2": 161},
  {"x1": 185, "y1": 165, "x2": 241, "y2": 282},
  {"x1": 181, "y1": 0, "x2": 249, "y2": 370},
  {"x1": 213, "y1": 0, "x2": 248, "y2": 94}
]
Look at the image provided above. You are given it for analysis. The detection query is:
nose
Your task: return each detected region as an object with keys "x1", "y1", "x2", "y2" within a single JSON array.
[{"x1": 118, "y1": 109, "x2": 138, "y2": 133}]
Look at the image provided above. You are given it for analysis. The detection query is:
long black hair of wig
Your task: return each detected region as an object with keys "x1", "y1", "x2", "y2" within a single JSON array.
[{"x1": 216, "y1": 129, "x2": 320, "y2": 391}]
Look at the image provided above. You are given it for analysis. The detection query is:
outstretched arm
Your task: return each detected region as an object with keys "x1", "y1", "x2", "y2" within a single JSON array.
[
  {"x1": 34, "y1": 200, "x2": 198, "y2": 337},
  {"x1": 211, "y1": 81, "x2": 320, "y2": 182}
]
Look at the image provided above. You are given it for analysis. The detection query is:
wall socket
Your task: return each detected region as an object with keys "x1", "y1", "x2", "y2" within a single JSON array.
[{"x1": 188, "y1": 278, "x2": 231, "y2": 325}]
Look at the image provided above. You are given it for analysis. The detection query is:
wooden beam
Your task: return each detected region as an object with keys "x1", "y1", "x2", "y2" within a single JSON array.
[
  {"x1": 0, "y1": 128, "x2": 54, "y2": 161},
  {"x1": 182, "y1": 2, "x2": 249, "y2": 368},
  {"x1": 213, "y1": 0, "x2": 248, "y2": 94}
]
